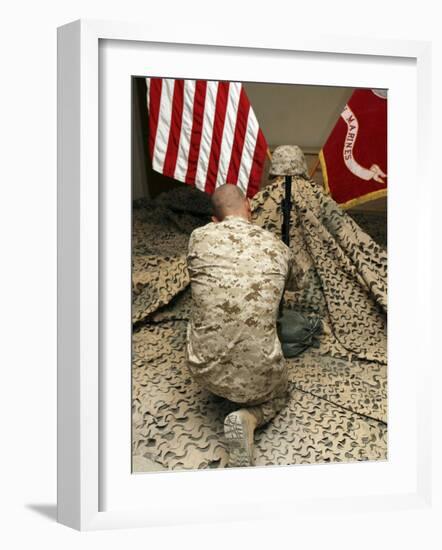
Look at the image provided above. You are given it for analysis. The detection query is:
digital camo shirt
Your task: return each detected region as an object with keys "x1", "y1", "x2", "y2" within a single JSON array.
[{"x1": 186, "y1": 215, "x2": 295, "y2": 404}]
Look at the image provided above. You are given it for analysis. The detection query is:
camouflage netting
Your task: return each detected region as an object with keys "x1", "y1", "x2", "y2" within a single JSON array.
[{"x1": 132, "y1": 178, "x2": 387, "y2": 471}]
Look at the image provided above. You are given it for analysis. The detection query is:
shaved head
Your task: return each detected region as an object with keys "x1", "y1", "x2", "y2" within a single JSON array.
[{"x1": 211, "y1": 184, "x2": 249, "y2": 222}]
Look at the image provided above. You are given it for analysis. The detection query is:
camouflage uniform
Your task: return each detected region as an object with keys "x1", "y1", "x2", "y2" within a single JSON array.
[{"x1": 186, "y1": 215, "x2": 299, "y2": 426}]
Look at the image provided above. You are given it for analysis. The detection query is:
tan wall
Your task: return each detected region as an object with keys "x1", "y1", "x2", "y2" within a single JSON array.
[{"x1": 244, "y1": 83, "x2": 353, "y2": 153}]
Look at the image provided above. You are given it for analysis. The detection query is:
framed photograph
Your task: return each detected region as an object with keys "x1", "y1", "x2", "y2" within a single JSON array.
[{"x1": 57, "y1": 19, "x2": 432, "y2": 530}]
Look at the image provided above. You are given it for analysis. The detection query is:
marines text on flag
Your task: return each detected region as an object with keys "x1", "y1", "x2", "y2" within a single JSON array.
[
  {"x1": 319, "y1": 88, "x2": 388, "y2": 209},
  {"x1": 146, "y1": 78, "x2": 268, "y2": 198}
]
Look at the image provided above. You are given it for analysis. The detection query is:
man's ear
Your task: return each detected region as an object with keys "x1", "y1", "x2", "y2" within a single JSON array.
[
  {"x1": 245, "y1": 198, "x2": 252, "y2": 218},
  {"x1": 211, "y1": 215, "x2": 220, "y2": 223}
]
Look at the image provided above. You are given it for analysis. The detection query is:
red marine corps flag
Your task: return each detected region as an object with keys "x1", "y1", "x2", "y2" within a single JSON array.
[
  {"x1": 146, "y1": 78, "x2": 268, "y2": 198},
  {"x1": 319, "y1": 88, "x2": 387, "y2": 209}
]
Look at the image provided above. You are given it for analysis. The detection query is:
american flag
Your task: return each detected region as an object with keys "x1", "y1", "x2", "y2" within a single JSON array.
[{"x1": 146, "y1": 78, "x2": 268, "y2": 198}]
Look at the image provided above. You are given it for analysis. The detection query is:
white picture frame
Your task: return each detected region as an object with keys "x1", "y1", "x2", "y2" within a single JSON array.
[{"x1": 57, "y1": 19, "x2": 433, "y2": 531}]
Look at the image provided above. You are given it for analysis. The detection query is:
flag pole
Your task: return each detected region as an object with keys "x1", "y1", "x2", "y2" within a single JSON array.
[
  {"x1": 266, "y1": 148, "x2": 272, "y2": 162},
  {"x1": 309, "y1": 154, "x2": 321, "y2": 178}
]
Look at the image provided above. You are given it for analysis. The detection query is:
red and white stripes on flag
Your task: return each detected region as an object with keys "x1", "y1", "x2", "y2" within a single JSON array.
[{"x1": 146, "y1": 78, "x2": 268, "y2": 198}]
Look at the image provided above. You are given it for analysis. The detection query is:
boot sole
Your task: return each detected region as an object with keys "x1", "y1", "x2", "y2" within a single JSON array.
[{"x1": 224, "y1": 412, "x2": 254, "y2": 468}]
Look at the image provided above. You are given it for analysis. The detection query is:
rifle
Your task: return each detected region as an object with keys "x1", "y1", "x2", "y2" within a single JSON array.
[
  {"x1": 279, "y1": 174, "x2": 292, "y2": 317},
  {"x1": 281, "y1": 175, "x2": 292, "y2": 247}
]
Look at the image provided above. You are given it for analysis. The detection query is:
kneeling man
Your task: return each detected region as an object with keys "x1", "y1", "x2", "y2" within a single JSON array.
[{"x1": 186, "y1": 183, "x2": 297, "y2": 467}]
